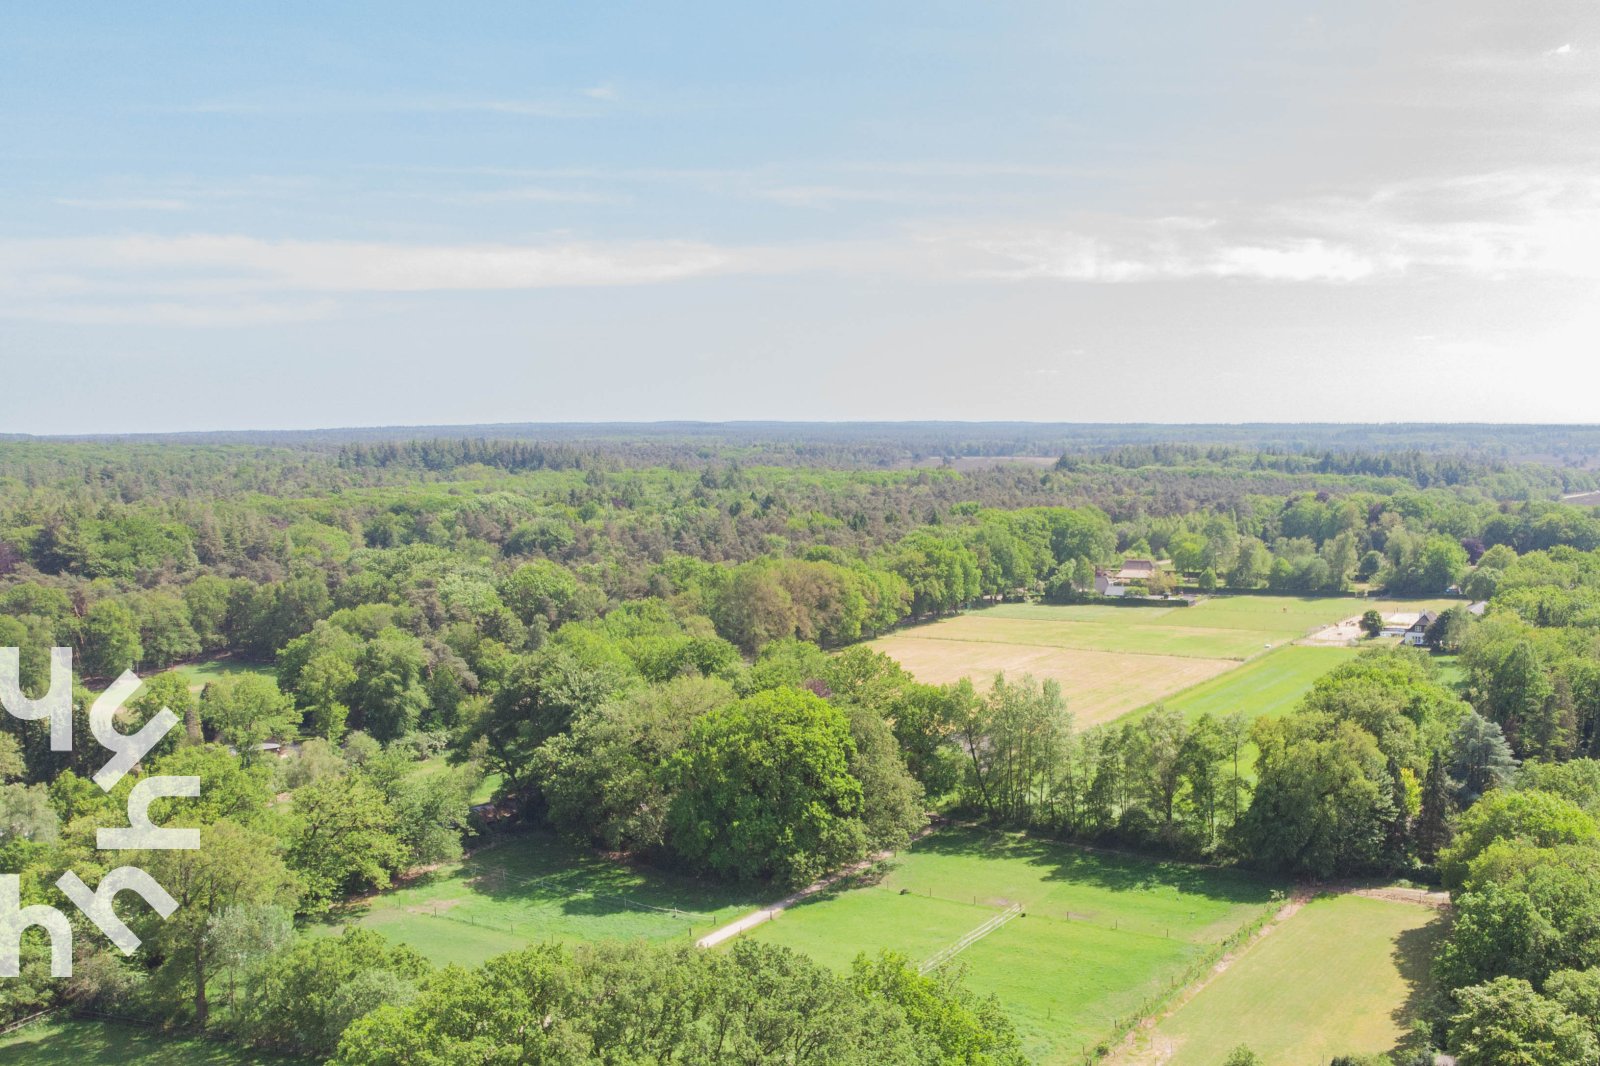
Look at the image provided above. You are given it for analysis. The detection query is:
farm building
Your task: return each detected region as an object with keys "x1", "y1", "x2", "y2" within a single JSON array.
[
  {"x1": 1094, "y1": 558, "x2": 1159, "y2": 597},
  {"x1": 1379, "y1": 612, "x2": 1422, "y2": 638},
  {"x1": 1401, "y1": 611, "x2": 1437, "y2": 646}
]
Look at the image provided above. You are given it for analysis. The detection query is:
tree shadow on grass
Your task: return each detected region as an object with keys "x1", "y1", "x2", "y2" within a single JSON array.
[
  {"x1": 1389, "y1": 913, "x2": 1450, "y2": 1058},
  {"x1": 5, "y1": 1020, "x2": 313, "y2": 1065},
  {"x1": 456, "y1": 831, "x2": 756, "y2": 917},
  {"x1": 910, "y1": 826, "x2": 1281, "y2": 907}
]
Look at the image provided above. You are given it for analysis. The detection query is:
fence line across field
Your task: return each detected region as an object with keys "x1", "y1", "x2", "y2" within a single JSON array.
[
  {"x1": 868, "y1": 879, "x2": 1201, "y2": 941},
  {"x1": 917, "y1": 903, "x2": 1023, "y2": 974},
  {"x1": 455, "y1": 861, "x2": 715, "y2": 924}
]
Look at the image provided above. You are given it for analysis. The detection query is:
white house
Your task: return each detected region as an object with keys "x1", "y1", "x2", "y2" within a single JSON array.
[{"x1": 1401, "y1": 611, "x2": 1438, "y2": 646}]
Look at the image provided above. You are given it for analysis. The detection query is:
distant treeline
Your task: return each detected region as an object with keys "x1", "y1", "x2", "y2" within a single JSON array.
[{"x1": 14, "y1": 420, "x2": 1600, "y2": 468}]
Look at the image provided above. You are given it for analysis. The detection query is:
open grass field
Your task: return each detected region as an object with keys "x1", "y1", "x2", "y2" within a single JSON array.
[
  {"x1": 892, "y1": 613, "x2": 1284, "y2": 661},
  {"x1": 0, "y1": 1019, "x2": 314, "y2": 1065},
  {"x1": 168, "y1": 656, "x2": 277, "y2": 693},
  {"x1": 871, "y1": 596, "x2": 1457, "y2": 729},
  {"x1": 742, "y1": 827, "x2": 1282, "y2": 1064},
  {"x1": 1130, "y1": 893, "x2": 1445, "y2": 1065},
  {"x1": 329, "y1": 831, "x2": 758, "y2": 967},
  {"x1": 866, "y1": 637, "x2": 1237, "y2": 727},
  {"x1": 1125, "y1": 645, "x2": 1361, "y2": 727}
]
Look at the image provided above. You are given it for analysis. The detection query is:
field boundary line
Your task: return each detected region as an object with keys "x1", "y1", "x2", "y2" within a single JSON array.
[
  {"x1": 1098, "y1": 887, "x2": 1320, "y2": 1066},
  {"x1": 0, "y1": 1008, "x2": 62, "y2": 1038},
  {"x1": 918, "y1": 903, "x2": 1022, "y2": 974}
]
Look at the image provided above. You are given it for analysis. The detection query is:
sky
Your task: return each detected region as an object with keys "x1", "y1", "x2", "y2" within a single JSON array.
[{"x1": 1, "y1": 2, "x2": 1597, "y2": 434}]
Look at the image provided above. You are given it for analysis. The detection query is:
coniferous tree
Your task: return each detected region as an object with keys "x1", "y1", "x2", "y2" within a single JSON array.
[
  {"x1": 1450, "y1": 712, "x2": 1518, "y2": 805},
  {"x1": 1416, "y1": 751, "x2": 1453, "y2": 864},
  {"x1": 1382, "y1": 756, "x2": 1411, "y2": 869}
]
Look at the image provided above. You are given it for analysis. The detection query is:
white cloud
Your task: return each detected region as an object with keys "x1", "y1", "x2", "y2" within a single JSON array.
[
  {"x1": 9, "y1": 299, "x2": 342, "y2": 327},
  {"x1": 0, "y1": 235, "x2": 743, "y2": 324},
  {"x1": 0, "y1": 235, "x2": 735, "y2": 294},
  {"x1": 942, "y1": 168, "x2": 1600, "y2": 284},
  {"x1": 442, "y1": 186, "x2": 627, "y2": 205},
  {"x1": 54, "y1": 197, "x2": 189, "y2": 212},
  {"x1": 1546, "y1": 43, "x2": 1575, "y2": 56},
  {"x1": 755, "y1": 185, "x2": 956, "y2": 209},
  {"x1": 6, "y1": 167, "x2": 1596, "y2": 329},
  {"x1": 179, "y1": 91, "x2": 618, "y2": 119}
]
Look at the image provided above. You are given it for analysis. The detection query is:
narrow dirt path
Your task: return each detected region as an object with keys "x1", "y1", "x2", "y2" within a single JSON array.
[
  {"x1": 695, "y1": 825, "x2": 936, "y2": 949},
  {"x1": 1101, "y1": 887, "x2": 1316, "y2": 1066},
  {"x1": 1102, "y1": 883, "x2": 1448, "y2": 1065}
]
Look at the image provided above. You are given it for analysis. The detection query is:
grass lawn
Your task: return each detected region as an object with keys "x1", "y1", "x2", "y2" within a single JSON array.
[
  {"x1": 168, "y1": 656, "x2": 277, "y2": 693},
  {"x1": 1136, "y1": 893, "x2": 1445, "y2": 1065},
  {"x1": 895, "y1": 613, "x2": 1284, "y2": 661},
  {"x1": 327, "y1": 831, "x2": 760, "y2": 966},
  {"x1": 743, "y1": 827, "x2": 1282, "y2": 1064},
  {"x1": 0, "y1": 1019, "x2": 314, "y2": 1065},
  {"x1": 1433, "y1": 653, "x2": 1466, "y2": 692},
  {"x1": 1125, "y1": 645, "x2": 1360, "y2": 727}
]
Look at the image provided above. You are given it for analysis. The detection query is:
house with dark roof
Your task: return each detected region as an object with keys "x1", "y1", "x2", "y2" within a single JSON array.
[{"x1": 1402, "y1": 610, "x2": 1438, "y2": 646}]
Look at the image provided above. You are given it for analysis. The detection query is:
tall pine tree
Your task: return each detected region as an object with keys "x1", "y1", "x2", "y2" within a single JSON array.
[{"x1": 1415, "y1": 751, "x2": 1453, "y2": 865}]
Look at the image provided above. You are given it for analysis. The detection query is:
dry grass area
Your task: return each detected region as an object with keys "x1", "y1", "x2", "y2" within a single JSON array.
[
  {"x1": 1114, "y1": 892, "x2": 1444, "y2": 1065},
  {"x1": 871, "y1": 597, "x2": 1462, "y2": 729},
  {"x1": 866, "y1": 634, "x2": 1235, "y2": 728}
]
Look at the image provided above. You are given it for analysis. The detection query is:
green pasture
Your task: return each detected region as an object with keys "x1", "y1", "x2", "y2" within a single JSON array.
[
  {"x1": 1125, "y1": 644, "x2": 1360, "y2": 727},
  {"x1": 980, "y1": 603, "x2": 1182, "y2": 624},
  {"x1": 1144, "y1": 893, "x2": 1444, "y2": 1065},
  {"x1": 168, "y1": 657, "x2": 277, "y2": 692},
  {"x1": 329, "y1": 831, "x2": 758, "y2": 967},
  {"x1": 945, "y1": 596, "x2": 1457, "y2": 663},
  {"x1": 743, "y1": 827, "x2": 1281, "y2": 1064},
  {"x1": 916, "y1": 613, "x2": 1283, "y2": 661},
  {"x1": 0, "y1": 1019, "x2": 314, "y2": 1065}
]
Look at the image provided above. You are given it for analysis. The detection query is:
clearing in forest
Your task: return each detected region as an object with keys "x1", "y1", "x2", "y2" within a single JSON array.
[
  {"x1": 871, "y1": 596, "x2": 1454, "y2": 728},
  {"x1": 738, "y1": 826, "x2": 1282, "y2": 1065},
  {"x1": 326, "y1": 831, "x2": 758, "y2": 967},
  {"x1": 1121, "y1": 892, "x2": 1445, "y2": 1065},
  {"x1": 168, "y1": 655, "x2": 277, "y2": 693}
]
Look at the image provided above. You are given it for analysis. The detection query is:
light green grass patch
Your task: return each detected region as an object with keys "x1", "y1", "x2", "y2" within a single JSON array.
[
  {"x1": 1145, "y1": 893, "x2": 1443, "y2": 1065},
  {"x1": 743, "y1": 827, "x2": 1281, "y2": 1065},
  {"x1": 410, "y1": 754, "x2": 501, "y2": 806},
  {"x1": 329, "y1": 832, "x2": 759, "y2": 967},
  {"x1": 0, "y1": 1019, "x2": 314, "y2": 1065},
  {"x1": 169, "y1": 657, "x2": 277, "y2": 692},
  {"x1": 909, "y1": 614, "x2": 1281, "y2": 661},
  {"x1": 1126, "y1": 645, "x2": 1360, "y2": 727}
]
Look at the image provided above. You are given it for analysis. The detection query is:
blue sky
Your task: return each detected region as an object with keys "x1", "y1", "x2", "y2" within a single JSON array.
[{"x1": 1, "y1": 2, "x2": 1597, "y2": 433}]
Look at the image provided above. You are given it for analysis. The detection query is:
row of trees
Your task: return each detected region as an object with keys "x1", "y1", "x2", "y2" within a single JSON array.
[
  {"x1": 0, "y1": 730, "x2": 477, "y2": 1031},
  {"x1": 334, "y1": 940, "x2": 1028, "y2": 1065}
]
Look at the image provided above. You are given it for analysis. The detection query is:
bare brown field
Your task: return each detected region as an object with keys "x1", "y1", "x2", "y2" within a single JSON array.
[{"x1": 866, "y1": 634, "x2": 1236, "y2": 728}]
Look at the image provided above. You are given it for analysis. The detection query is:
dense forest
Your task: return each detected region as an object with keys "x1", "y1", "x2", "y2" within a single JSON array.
[{"x1": 4, "y1": 426, "x2": 1600, "y2": 1063}]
